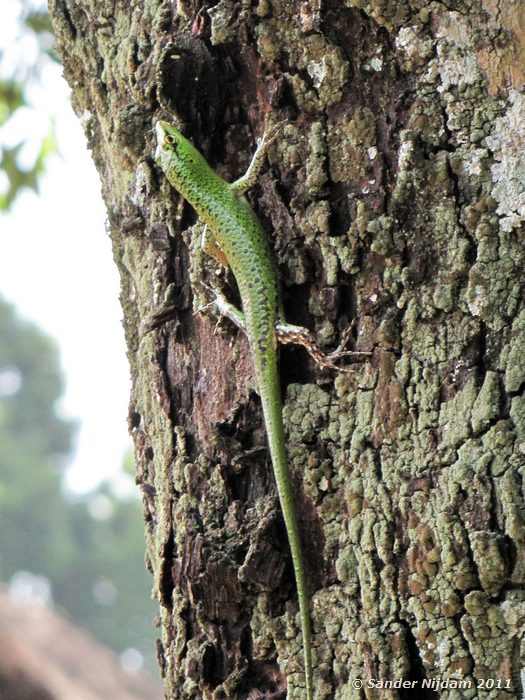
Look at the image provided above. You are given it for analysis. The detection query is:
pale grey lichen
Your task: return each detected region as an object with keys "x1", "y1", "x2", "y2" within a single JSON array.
[
  {"x1": 485, "y1": 90, "x2": 525, "y2": 232},
  {"x1": 395, "y1": 24, "x2": 433, "y2": 68}
]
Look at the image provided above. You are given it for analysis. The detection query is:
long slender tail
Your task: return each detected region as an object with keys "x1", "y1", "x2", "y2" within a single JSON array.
[{"x1": 258, "y1": 354, "x2": 313, "y2": 700}]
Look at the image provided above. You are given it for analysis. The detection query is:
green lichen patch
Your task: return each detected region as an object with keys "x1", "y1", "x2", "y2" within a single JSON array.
[
  {"x1": 471, "y1": 371, "x2": 501, "y2": 434},
  {"x1": 501, "y1": 309, "x2": 525, "y2": 393}
]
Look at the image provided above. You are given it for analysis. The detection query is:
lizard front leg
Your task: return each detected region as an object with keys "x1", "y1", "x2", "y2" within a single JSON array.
[
  {"x1": 230, "y1": 122, "x2": 282, "y2": 195},
  {"x1": 201, "y1": 224, "x2": 230, "y2": 267}
]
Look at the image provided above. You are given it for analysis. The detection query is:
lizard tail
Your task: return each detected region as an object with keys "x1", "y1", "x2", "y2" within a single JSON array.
[{"x1": 258, "y1": 353, "x2": 314, "y2": 700}]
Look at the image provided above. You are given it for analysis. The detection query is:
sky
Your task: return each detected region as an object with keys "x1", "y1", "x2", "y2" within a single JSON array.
[{"x1": 0, "y1": 1, "x2": 132, "y2": 494}]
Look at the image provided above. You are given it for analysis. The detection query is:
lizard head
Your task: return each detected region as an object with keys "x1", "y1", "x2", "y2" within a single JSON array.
[{"x1": 155, "y1": 121, "x2": 209, "y2": 192}]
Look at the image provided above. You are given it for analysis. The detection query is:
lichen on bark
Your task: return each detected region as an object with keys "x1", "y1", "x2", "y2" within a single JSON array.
[{"x1": 48, "y1": 0, "x2": 525, "y2": 697}]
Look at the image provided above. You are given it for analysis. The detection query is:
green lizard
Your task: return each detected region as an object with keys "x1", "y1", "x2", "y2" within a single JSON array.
[{"x1": 155, "y1": 119, "x2": 367, "y2": 699}]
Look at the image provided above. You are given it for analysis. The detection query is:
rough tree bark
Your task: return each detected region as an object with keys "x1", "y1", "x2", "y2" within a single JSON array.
[{"x1": 49, "y1": 0, "x2": 525, "y2": 698}]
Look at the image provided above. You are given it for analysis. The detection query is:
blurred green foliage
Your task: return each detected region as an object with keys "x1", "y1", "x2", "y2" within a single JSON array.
[
  {"x1": 0, "y1": 3, "x2": 57, "y2": 210},
  {"x1": 0, "y1": 296, "x2": 158, "y2": 669}
]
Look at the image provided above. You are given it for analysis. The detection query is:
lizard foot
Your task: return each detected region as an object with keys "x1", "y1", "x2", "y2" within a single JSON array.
[{"x1": 276, "y1": 322, "x2": 371, "y2": 372}]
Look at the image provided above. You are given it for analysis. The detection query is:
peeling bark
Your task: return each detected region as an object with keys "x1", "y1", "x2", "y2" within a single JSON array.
[{"x1": 49, "y1": 0, "x2": 525, "y2": 698}]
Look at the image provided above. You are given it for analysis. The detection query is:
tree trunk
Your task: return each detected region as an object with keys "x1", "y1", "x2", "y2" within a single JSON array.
[{"x1": 49, "y1": 0, "x2": 525, "y2": 697}]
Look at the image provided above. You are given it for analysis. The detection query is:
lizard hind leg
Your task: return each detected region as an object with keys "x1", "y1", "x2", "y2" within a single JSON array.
[
  {"x1": 193, "y1": 283, "x2": 247, "y2": 339},
  {"x1": 200, "y1": 285, "x2": 247, "y2": 332},
  {"x1": 276, "y1": 322, "x2": 370, "y2": 372}
]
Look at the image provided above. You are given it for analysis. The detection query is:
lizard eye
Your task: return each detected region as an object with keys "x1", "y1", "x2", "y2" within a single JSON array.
[{"x1": 165, "y1": 134, "x2": 175, "y2": 145}]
